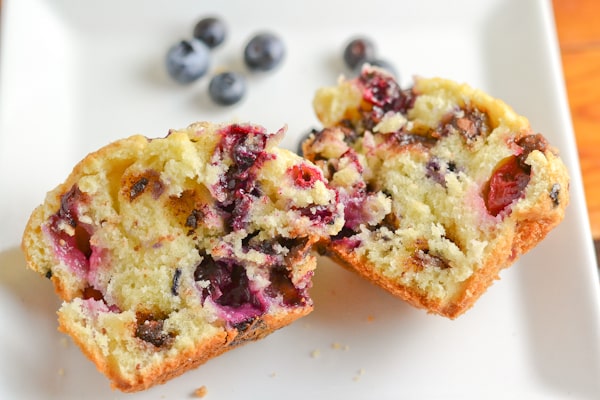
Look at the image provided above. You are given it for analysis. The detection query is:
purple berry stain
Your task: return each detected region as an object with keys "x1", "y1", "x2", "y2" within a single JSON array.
[
  {"x1": 194, "y1": 254, "x2": 267, "y2": 325},
  {"x1": 44, "y1": 185, "x2": 94, "y2": 279},
  {"x1": 210, "y1": 124, "x2": 275, "y2": 232}
]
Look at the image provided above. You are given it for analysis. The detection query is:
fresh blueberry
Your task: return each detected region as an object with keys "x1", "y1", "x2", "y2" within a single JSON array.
[
  {"x1": 193, "y1": 17, "x2": 227, "y2": 49},
  {"x1": 343, "y1": 37, "x2": 376, "y2": 70},
  {"x1": 208, "y1": 71, "x2": 246, "y2": 105},
  {"x1": 355, "y1": 58, "x2": 398, "y2": 78},
  {"x1": 243, "y1": 33, "x2": 285, "y2": 71},
  {"x1": 165, "y1": 39, "x2": 210, "y2": 84}
]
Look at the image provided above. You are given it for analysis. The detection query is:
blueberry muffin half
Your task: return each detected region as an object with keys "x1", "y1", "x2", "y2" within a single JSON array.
[
  {"x1": 22, "y1": 122, "x2": 343, "y2": 391},
  {"x1": 303, "y1": 66, "x2": 569, "y2": 318}
]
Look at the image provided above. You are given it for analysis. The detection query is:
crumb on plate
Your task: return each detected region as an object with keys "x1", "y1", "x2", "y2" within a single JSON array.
[{"x1": 194, "y1": 385, "x2": 208, "y2": 398}]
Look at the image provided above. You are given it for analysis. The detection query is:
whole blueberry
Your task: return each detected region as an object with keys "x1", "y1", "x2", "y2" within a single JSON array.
[
  {"x1": 243, "y1": 33, "x2": 285, "y2": 71},
  {"x1": 208, "y1": 72, "x2": 246, "y2": 105},
  {"x1": 193, "y1": 17, "x2": 227, "y2": 49},
  {"x1": 343, "y1": 37, "x2": 376, "y2": 70},
  {"x1": 165, "y1": 39, "x2": 210, "y2": 84}
]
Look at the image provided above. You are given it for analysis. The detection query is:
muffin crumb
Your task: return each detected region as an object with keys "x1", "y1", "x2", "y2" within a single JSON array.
[{"x1": 193, "y1": 385, "x2": 208, "y2": 398}]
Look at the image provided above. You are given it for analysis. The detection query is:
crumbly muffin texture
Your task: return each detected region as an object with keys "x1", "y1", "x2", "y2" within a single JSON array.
[
  {"x1": 21, "y1": 121, "x2": 343, "y2": 392},
  {"x1": 304, "y1": 66, "x2": 569, "y2": 318}
]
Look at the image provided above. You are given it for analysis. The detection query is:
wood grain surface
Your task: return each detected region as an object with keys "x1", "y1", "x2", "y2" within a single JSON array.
[{"x1": 554, "y1": 0, "x2": 600, "y2": 243}]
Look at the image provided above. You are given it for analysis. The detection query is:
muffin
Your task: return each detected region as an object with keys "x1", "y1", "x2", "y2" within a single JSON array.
[
  {"x1": 303, "y1": 66, "x2": 569, "y2": 318},
  {"x1": 21, "y1": 121, "x2": 343, "y2": 391}
]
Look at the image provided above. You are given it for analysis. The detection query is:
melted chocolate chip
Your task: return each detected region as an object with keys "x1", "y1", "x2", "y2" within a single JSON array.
[
  {"x1": 549, "y1": 183, "x2": 561, "y2": 207},
  {"x1": 439, "y1": 108, "x2": 490, "y2": 144},
  {"x1": 135, "y1": 316, "x2": 173, "y2": 347},
  {"x1": 129, "y1": 177, "x2": 149, "y2": 200},
  {"x1": 516, "y1": 134, "x2": 548, "y2": 170},
  {"x1": 82, "y1": 286, "x2": 104, "y2": 301},
  {"x1": 58, "y1": 185, "x2": 84, "y2": 227},
  {"x1": 332, "y1": 227, "x2": 358, "y2": 240},
  {"x1": 171, "y1": 268, "x2": 182, "y2": 296},
  {"x1": 185, "y1": 209, "x2": 203, "y2": 229},
  {"x1": 128, "y1": 170, "x2": 165, "y2": 201},
  {"x1": 391, "y1": 130, "x2": 437, "y2": 147},
  {"x1": 74, "y1": 224, "x2": 92, "y2": 258},
  {"x1": 266, "y1": 266, "x2": 305, "y2": 306},
  {"x1": 232, "y1": 317, "x2": 257, "y2": 334},
  {"x1": 229, "y1": 318, "x2": 268, "y2": 347},
  {"x1": 413, "y1": 249, "x2": 451, "y2": 270}
]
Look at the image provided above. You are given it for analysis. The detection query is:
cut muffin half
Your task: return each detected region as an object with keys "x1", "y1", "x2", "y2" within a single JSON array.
[
  {"x1": 22, "y1": 121, "x2": 343, "y2": 391},
  {"x1": 303, "y1": 66, "x2": 569, "y2": 318}
]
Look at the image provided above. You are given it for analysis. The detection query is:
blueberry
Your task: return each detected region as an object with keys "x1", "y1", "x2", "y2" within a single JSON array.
[
  {"x1": 208, "y1": 71, "x2": 246, "y2": 105},
  {"x1": 193, "y1": 17, "x2": 227, "y2": 49},
  {"x1": 165, "y1": 39, "x2": 210, "y2": 84},
  {"x1": 343, "y1": 37, "x2": 376, "y2": 70},
  {"x1": 243, "y1": 33, "x2": 285, "y2": 71},
  {"x1": 355, "y1": 58, "x2": 398, "y2": 78}
]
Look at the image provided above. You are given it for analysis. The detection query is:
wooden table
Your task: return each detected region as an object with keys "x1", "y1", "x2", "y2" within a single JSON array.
[{"x1": 553, "y1": 0, "x2": 600, "y2": 261}]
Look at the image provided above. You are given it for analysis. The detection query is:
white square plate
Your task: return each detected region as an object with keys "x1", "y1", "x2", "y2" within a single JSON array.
[{"x1": 1, "y1": 0, "x2": 599, "y2": 398}]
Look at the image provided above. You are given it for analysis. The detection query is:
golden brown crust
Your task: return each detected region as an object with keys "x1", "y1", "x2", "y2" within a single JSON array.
[
  {"x1": 326, "y1": 193, "x2": 565, "y2": 319},
  {"x1": 58, "y1": 306, "x2": 311, "y2": 392}
]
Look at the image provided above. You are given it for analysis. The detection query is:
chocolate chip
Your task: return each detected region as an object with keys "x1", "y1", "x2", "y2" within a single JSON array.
[
  {"x1": 45, "y1": 270, "x2": 53, "y2": 279},
  {"x1": 516, "y1": 134, "x2": 548, "y2": 170},
  {"x1": 439, "y1": 108, "x2": 490, "y2": 144},
  {"x1": 266, "y1": 266, "x2": 305, "y2": 306},
  {"x1": 171, "y1": 268, "x2": 182, "y2": 296},
  {"x1": 413, "y1": 249, "x2": 451, "y2": 270},
  {"x1": 83, "y1": 286, "x2": 104, "y2": 301},
  {"x1": 74, "y1": 224, "x2": 92, "y2": 259},
  {"x1": 135, "y1": 315, "x2": 173, "y2": 347},
  {"x1": 392, "y1": 130, "x2": 437, "y2": 147},
  {"x1": 549, "y1": 183, "x2": 561, "y2": 207},
  {"x1": 232, "y1": 317, "x2": 256, "y2": 334},
  {"x1": 129, "y1": 177, "x2": 149, "y2": 200},
  {"x1": 58, "y1": 185, "x2": 84, "y2": 227},
  {"x1": 229, "y1": 318, "x2": 267, "y2": 347},
  {"x1": 185, "y1": 209, "x2": 203, "y2": 229}
]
